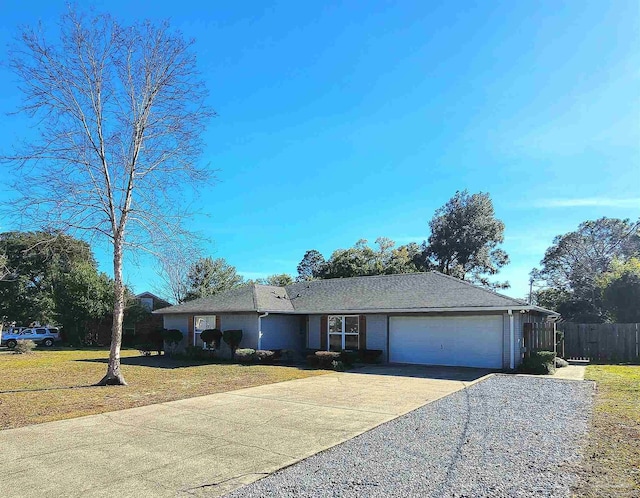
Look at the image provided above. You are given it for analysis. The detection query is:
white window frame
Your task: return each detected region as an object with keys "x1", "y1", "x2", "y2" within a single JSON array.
[
  {"x1": 327, "y1": 315, "x2": 359, "y2": 351},
  {"x1": 193, "y1": 315, "x2": 217, "y2": 348}
]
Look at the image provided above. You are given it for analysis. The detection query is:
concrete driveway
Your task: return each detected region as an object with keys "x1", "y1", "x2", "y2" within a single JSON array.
[{"x1": 0, "y1": 366, "x2": 491, "y2": 498}]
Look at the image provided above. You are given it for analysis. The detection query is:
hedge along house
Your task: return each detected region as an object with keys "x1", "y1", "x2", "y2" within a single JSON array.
[{"x1": 153, "y1": 272, "x2": 559, "y2": 369}]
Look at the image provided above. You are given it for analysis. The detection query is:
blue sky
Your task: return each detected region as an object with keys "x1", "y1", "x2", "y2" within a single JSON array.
[{"x1": 0, "y1": 1, "x2": 638, "y2": 300}]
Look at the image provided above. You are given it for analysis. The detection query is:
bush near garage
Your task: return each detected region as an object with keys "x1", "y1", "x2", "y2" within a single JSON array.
[
  {"x1": 520, "y1": 351, "x2": 556, "y2": 375},
  {"x1": 306, "y1": 354, "x2": 320, "y2": 367},
  {"x1": 315, "y1": 351, "x2": 342, "y2": 368}
]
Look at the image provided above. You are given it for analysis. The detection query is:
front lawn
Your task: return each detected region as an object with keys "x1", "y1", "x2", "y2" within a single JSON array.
[
  {"x1": 0, "y1": 348, "x2": 328, "y2": 429},
  {"x1": 573, "y1": 365, "x2": 640, "y2": 497}
]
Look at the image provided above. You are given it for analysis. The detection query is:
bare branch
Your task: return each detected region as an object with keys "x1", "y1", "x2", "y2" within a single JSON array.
[{"x1": 2, "y1": 9, "x2": 215, "y2": 385}]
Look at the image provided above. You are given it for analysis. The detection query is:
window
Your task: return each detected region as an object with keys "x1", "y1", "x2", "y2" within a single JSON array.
[
  {"x1": 36, "y1": 328, "x2": 47, "y2": 335},
  {"x1": 327, "y1": 315, "x2": 359, "y2": 351},
  {"x1": 139, "y1": 297, "x2": 154, "y2": 311},
  {"x1": 194, "y1": 315, "x2": 216, "y2": 347}
]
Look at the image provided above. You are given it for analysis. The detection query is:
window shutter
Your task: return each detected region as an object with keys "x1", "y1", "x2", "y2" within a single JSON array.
[
  {"x1": 215, "y1": 315, "x2": 221, "y2": 330},
  {"x1": 359, "y1": 315, "x2": 367, "y2": 350},
  {"x1": 320, "y1": 315, "x2": 328, "y2": 350},
  {"x1": 187, "y1": 315, "x2": 194, "y2": 346}
]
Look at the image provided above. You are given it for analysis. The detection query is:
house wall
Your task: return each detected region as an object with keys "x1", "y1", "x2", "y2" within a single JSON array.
[
  {"x1": 163, "y1": 315, "x2": 190, "y2": 349},
  {"x1": 307, "y1": 313, "x2": 387, "y2": 354},
  {"x1": 307, "y1": 315, "x2": 322, "y2": 349},
  {"x1": 261, "y1": 314, "x2": 304, "y2": 350},
  {"x1": 219, "y1": 313, "x2": 259, "y2": 350},
  {"x1": 364, "y1": 314, "x2": 388, "y2": 357},
  {"x1": 162, "y1": 313, "x2": 259, "y2": 351}
]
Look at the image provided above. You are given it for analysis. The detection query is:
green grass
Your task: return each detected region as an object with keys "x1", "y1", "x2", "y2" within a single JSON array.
[
  {"x1": 0, "y1": 347, "x2": 328, "y2": 429},
  {"x1": 573, "y1": 365, "x2": 640, "y2": 497}
]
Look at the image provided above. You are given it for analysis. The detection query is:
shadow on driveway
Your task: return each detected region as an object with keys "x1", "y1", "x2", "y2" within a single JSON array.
[{"x1": 351, "y1": 364, "x2": 496, "y2": 382}]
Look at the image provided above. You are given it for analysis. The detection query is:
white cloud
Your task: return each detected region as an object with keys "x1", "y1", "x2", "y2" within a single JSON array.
[{"x1": 533, "y1": 197, "x2": 640, "y2": 209}]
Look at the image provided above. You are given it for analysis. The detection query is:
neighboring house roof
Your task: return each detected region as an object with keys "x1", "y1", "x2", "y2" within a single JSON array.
[
  {"x1": 135, "y1": 291, "x2": 171, "y2": 310},
  {"x1": 154, "y1": 272, "x2": 559, "y2": 316}
]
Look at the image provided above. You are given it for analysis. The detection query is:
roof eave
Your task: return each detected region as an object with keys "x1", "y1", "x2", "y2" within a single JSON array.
[{"x1": 256, "y1": 305, "x2": 559, "y2": 315}]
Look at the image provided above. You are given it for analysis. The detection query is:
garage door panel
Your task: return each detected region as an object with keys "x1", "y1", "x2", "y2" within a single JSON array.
[{"x1": 389, "y1": 315, "x2": 503, "y2": 368}]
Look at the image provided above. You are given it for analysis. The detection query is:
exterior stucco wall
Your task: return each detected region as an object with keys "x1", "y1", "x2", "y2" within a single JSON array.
[
  {"x1": 219, "y1": 313, "x2": 259, "y2": 349},
  {"x1": 307, "y1": 315, "x2": 321, "y2": 349},
  {"x1": 261, "y1": 314, "x2": 304, "y2": 351},
  {"x1": 364, "y1": 314, "x2": 388, "y2": 358},
  {"x1": 162, "y1": 315, "x2": 189, "y2": 349}
]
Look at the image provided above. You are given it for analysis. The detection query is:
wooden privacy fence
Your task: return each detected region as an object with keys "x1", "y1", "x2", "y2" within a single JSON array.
[
  {"x1": 558, "y1": 322, "x2": 640, "y2": 363},
  {"x1": 523, "y1": 322, "x2": 558, "y2": 359}
]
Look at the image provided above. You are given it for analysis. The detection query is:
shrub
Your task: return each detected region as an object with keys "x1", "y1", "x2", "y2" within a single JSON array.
[
  {"x1": 339, "y1": 350, "x2": 358, "y2": 366},
  {"x1": 332, "y1": 360, "x2": 346, "y2": 372},
  {"x1": 315, "y1": 351, "x2": 341, "y2": 368},
  {"x1": 183, "y1": 345, "x2": 216, "y2": 361},
  {"x1": 162, "y1": 328, "x2": 183, "y2": 345},
  {"x1": 555, "y1": 357, "x2": 569, "y2": 368},
  {"x1": 223, "y1": 329, "x2": 243, "y2": 359},
  {"x1": 136, "y1": 343, "x2": 159, "y2": 356},
  {"x1": 280, "y1": 349, "x2": 296, "y2": 364},
  {"x1": 358, "y1": 349, "x2": 383, "y2": 364},
  {"x1": 235, "y1": 348, "x2": 256, "y2": 363},
  {"x1": 306, "y1": 354, "x2": 319, "y2": 367},
  {"x1": 162, "y1": 328, "x2": 183, "y2": 356},
  {"x1": 269, "y1": 349, "x2": 283, "y2": 360},
  {"x1": 14, "y1": 340, "x2": 35, "y2": 354},
  {"x1": 147, "y1": 327, "x2": 164, "y2": 354},
  {"x1": 200, "y1": 328, "x2": 222, "y2": 349},
  {"x1": 255, "y1": 350, "x2": 275, "y2": 364},
  {"x1": 520, "y1": 351, "x2": 556, "y2": 375}
]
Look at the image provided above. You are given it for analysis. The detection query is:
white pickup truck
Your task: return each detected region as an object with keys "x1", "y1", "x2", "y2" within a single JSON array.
[{"x1": 1, "y1": 327, "x2": 61, "y2": 348}]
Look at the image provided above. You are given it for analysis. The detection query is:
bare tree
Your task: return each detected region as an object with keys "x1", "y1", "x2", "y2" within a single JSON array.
[
  {"x1": 4, "y1": 10, "x2": 214, "y2": 385},
  {"x1": 154, "y1": 248, "x2": 200, "y2": 305}
]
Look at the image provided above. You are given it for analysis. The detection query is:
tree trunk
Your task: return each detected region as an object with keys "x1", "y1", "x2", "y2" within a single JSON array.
[{"x1": 96, "y1": 238, "x2": 127, "y2": 386}]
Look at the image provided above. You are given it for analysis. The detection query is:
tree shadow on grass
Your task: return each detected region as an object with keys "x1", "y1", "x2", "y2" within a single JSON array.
[
  {"x1": 76, "y1": 355, "x2": 314, "y2": 371},
  {"x1": 0, "y1": 384, "x2": 98, "y2": 394},
  {"x1": 76, "y1": 354, "x2": 220, "y2": 369}
]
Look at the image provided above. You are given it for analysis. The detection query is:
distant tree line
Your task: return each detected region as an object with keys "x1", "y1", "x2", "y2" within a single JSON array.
[
  {"x1": 167, "y1": 190, "x2": 511, "y2": 302},
  {"x1": 296, "y1": 190, "x2": 510, "y2": 289},
  {"x1": 0, "y1": 231, "x2": 148, "y2": 343},
  {"x1": 531, "y1": 217, "x2": 640, "y2": 323}
]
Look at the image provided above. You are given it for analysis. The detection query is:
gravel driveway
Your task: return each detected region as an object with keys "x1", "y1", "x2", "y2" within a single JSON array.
[{"x1": 226, "y1": 375, "x2": 594, "y2": 498}]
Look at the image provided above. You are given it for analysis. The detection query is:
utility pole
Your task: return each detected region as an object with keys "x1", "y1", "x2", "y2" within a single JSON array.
[{"x1": 529, "y1": 277, "x2": 534, "y2": 305}]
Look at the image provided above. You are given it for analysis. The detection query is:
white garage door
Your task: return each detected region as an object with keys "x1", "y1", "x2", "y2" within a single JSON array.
[{"x1": 389, "y1": 315, "x2": 504, "y2": 368}]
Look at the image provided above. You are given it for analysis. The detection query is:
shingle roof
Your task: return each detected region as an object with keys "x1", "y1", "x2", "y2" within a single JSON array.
[
  {"x1": 285, "y1": 272, "x2": 528, "y2": 313},
  {"x1": 154, "y1": 285, "x2": 257, "y2": 314},
  {"x1": 154, "y1": 272, "x2": 542, "y2": 315}
]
